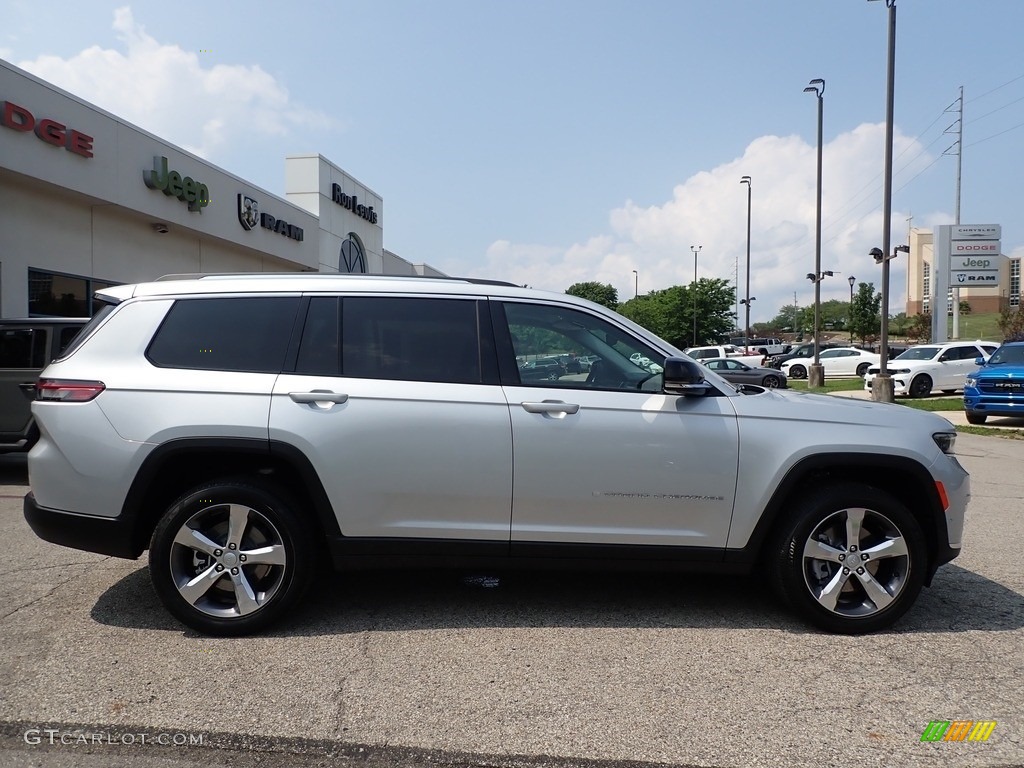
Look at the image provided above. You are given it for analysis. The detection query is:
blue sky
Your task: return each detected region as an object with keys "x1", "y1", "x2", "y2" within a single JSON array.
[{"x1": 4, "y1": 0, "x2": 1023, "y2": 323}]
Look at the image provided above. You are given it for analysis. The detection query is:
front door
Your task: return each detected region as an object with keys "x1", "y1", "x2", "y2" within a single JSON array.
[{"x1": 497, "y1": 301, "x2": 739, "y2": 550}]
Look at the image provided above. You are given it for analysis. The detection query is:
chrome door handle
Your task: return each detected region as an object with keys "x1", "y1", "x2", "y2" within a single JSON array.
[
  {"x1": 521, "y1": 401, "x2": 580, "y2": 415},
  {"x1": 289, "y1": 391, "x2": 349, "y2": 405}
]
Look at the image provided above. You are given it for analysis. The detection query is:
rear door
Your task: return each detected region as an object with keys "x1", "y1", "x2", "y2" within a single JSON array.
[
  {"x1": 938, "y1": 345, "x2": 988, "y2": 389},
  {"x1": 495, "y1": 300, "x2": 739, "y2": 551},
  {"x1": 270, "y1": 295, "x2": 513, "y2": 542}
]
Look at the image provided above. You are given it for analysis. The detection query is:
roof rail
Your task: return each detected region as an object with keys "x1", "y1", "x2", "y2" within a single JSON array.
[{"x1": 152, "y1": 272, "x2": 519, "y2": 287}]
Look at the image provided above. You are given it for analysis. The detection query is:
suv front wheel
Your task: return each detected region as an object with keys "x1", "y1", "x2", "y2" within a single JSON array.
[
  {"x1": 769, "y1": 484, "x2": 926, "y2": 634},
  {"x1": 149, "y1": 480, "x2": 314, "y2": 636}
]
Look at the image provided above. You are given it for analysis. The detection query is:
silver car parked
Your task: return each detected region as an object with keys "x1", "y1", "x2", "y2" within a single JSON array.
[{"x1": 702, "y1": 357, "x2": 787, "y2": 389}]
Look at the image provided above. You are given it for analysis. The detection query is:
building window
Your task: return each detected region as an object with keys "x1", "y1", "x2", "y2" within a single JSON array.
[
  {"x1": 28, "y1": 269, "x2": 118, "y2": 317},
  {"x1": 339, "y1": 233, "x2": 367, "y2": 274},
  {"x1": 922, "y1": 262, "x2": 930, "y2": 314},
  {"x1": 1011, "y1": 258, "x2": 1020, "y2": 309}
]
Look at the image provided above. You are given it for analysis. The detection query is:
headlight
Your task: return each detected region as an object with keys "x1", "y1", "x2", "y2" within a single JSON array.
[
  {"x1": 965, "y1": 376, "x2": 977, "y2": 388},
  {"x1": 932, "y1": 432, "x2": 956, "y2": 454},
  {"x1": 893, "y1": 368, "x2": 911, "y2": 374}
]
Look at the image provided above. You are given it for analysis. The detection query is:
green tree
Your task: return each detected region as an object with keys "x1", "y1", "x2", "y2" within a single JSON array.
[
  {"x1": 565, "y1": 281, "x2": 618, "y2": 310},
  {"x1": 907, "y1": 312, "x2": 932, "y2": 342},
  {"x1": 958, "y1": 300, "x2": 972, "y2": 316},
  {"x1": 997, "y1": 307, "x2": 1024, "y2": 341},
  {"x1": 889, "y1": 312, "x2": 910, "y2": 338},
  {"x1": 848, "y1": 282, "x2": 881, "y2": 345},
  {"x1": 617, "y1": 278, "x2": 735, "y2": 349}
]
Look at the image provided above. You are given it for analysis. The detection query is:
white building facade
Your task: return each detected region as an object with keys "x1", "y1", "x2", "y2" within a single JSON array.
[{"x1": 1, "y1": 60, "x2": 443, "y2": 318}]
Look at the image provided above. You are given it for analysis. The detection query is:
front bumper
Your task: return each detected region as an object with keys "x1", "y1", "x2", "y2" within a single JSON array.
[
  {"x1": 963, "y1": 385, "x2": 1024, "y2": 417},
  {"x1": 23, "y1": 492, "x2": 142, "y2": 559},
  {"x1": 863, "y1": 374, "x2": 911, "y2": 395}
]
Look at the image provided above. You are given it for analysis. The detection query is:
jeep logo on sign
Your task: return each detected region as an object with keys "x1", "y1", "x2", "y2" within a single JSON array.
[{"x1": 143, "y1": 156, "x2": 210, "y2": 212}]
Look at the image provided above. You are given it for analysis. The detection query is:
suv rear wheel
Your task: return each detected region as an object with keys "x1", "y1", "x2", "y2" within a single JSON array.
[
  {"x1": 769, "y1": 484, "x2": 926, "y2": 634},
  {"x1": 149, "y1": 480, "x2": 314, "y2": 636}
]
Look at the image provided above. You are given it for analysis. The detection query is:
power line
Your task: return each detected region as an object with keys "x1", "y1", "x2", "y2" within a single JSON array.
[{"x1": 966, "y1": 73, "x2": 1024, "y2": 103}]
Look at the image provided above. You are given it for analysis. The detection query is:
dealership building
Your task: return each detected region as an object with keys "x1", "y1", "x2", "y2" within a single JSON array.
[{"x1": 0, "y1": 59, "x2": 444, "y2": 318}]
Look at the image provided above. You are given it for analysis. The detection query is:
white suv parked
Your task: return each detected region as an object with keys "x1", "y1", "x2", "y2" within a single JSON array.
[
  {"x1": 863, "y1": 340, "x2": 999, "y2": 398},
  {"x1": 24, "y1": 274, "x2": 969, "y2": 636}
]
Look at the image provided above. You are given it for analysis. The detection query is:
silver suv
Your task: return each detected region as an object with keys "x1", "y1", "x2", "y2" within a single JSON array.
[{"x1": 24, "y1": 274, "x2": 969, "y2": 636}]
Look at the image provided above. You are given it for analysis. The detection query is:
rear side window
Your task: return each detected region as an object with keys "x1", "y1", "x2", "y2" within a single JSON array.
[
  {"x1": 148, "y1": 297, "x2": 300, "y2": 373},
  {"x1": 0, "y1": 328, "x2": 48, "y2": 368},
  {"x1": 57, "y1": 304, "x2": 115, "y2": 360},
  {"x1": 342, "y1": 297, "x2": 484, "y2": 384},
  {"x1": 295, "y1": 297, "x2": 341, "y2": 376}
]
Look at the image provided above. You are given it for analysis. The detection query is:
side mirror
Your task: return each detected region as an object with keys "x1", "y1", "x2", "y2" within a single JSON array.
[
  {"x1": 663, "y1": 357, "x2": 712, "y2": 397},
  {"x1": 975, "y1": 356, "x2": 985, "y2": 366}
]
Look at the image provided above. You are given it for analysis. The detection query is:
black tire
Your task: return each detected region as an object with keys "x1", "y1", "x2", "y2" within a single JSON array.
[
  {"x1": 762, "y1": 375, "x2": 782, "y2": 389},
  {"x1": 768, "y1": 483, "x2": 926, "y2": 634},
  {"x1": 790, "y1": 365, "x2": 807, "y2": 380},
  {"x1": 149, "y1": 480, "x2": 314, "y2": 636},
  {"x1": 856, "y1": 362, "x2": 870, "y2": 377},
  {"x1": 909, "y1": 374, "x2": 932, "y2": 398},
  {"x1": 966, "y1": 412, "x2": 988, "y2": 425},
  {"x1": 941, "y1": 389, "x2": 955, "y2": 395}
]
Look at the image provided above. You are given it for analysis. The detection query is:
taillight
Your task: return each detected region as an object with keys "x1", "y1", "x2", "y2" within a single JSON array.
[{"x1": 36, "y1": 379, "x2": 106, "y2": 402}]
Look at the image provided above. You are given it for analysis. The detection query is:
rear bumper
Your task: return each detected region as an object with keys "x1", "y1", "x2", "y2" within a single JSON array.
[{"x1": 23, "y1": 491, "x2": 141, "y2": 559}]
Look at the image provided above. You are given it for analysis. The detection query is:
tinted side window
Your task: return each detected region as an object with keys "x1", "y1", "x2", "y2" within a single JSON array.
[
  {"x1": 58, "y1": 325, "x2": 82, "y2": 354},
  {"x1": 0, "y1": 328, "x2": 48, "y2": 368},
  {"x1": 296, "y1": 297, "x2": 340, "y2": 376},
  {"x1": 342, "y1": 297, "x2": 482, "y2": 384},
  {"x1": 502, "y1": 302, "x2": 665, "y2": 391},
  {"x1": 148, "y1": 297, "x2": 299, "y2": 373}
]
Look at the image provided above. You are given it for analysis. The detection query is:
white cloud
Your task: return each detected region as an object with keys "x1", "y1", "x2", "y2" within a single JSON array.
[
  {"x1": 462, "y1": 124, "x2": 943, "y2": 324},
  {"x1": 17, "y1": 6, "x2": 335, "y2": 160}
]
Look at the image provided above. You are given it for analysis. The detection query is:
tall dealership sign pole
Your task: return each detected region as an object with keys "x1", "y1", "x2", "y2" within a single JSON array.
[
  {"x1": 740, "y1": 176, "x2": 752, "y2": 352},
  {"x1": 803, "y1": 78, "x2": 825, "y2": 387},
  {"x1": 869, "y1": 0, "x2": 897, "y2": 403},
  {"x1": 690, "y1": 245, "x2": 702, "y2": 347}
]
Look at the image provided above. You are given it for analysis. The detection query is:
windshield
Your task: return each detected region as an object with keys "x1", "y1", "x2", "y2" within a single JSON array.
[
  {"x1": 894, "y1": 346, "x2": 940, "y2": 361},
  {"x1": 987, "y1": 345, "x2": 1024, "y2": 365}
]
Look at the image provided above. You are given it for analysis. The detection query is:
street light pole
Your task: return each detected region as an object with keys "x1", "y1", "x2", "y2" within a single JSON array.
[
  {"x1": 848, "y1": 275, "x2": 856, "y2": 345},
  {"x1": 632, "y1": 270, "x2": 638, "y2": 298},
  {"x1": 869, "y1": 0, "x2": 898, "y2": 402},
  {"x1": 740, "y1": 176, "x2": 752, "y2": 352},
  {"x1": 740, "y1": 297, "x2": 756, "y2": 340},
  {"x1": 803, "y1": 78, "x2": 825, "y2": 387},
  {"x1": 690, "y1": 245, "x2": 702, "y2": 346}
]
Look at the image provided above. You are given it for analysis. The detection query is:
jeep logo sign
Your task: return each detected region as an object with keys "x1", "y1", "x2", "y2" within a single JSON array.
[{"x1": 143, "y1": 156, "x2": 210, "y2": 213}]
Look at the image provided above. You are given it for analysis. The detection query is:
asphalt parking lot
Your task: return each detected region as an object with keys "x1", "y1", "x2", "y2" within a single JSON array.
[{"x1": 1, "y1": 434, "x2": 1022, "y2": 768}]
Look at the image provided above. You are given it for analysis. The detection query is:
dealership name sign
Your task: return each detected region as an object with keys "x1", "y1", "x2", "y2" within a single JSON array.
[
  {"x1": 946, "y1": 224, "x2": 1002, "y2": 287},
  {"x1": 331, "y1": 183, "x2": 378, "y2": 224}
]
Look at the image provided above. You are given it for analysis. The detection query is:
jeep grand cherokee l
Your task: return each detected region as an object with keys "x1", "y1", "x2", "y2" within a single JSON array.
[{"x1": 24, "y1": 274, "x2": 969, "y2": 636}]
